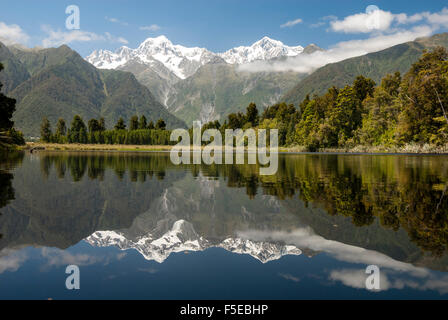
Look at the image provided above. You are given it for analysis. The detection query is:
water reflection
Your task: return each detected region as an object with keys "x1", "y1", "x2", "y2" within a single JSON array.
[
  {"x1": 1, "y1": 152, "x2": 448, "y2": 298},
  {"x1": 30, "y1": 152, "x2": 448, "y2": 258},
  {"x1": 0, "y1": 152, "x2": 24, "y2": 240}
]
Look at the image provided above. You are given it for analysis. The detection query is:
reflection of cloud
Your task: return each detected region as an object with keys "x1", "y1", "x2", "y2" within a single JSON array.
[
  {"x1": 279, "y1": 273, "x2": 300, "y2": 282},
  {"x1": 0, "y1": 249, "x2": 28, "y2": 274},
  {"x1": 329, "y1": 269, "x2": 394, "y2": 291},
  {"x1": 328, "y1": 268, "x2": 448, "y2": 293},
  {"x1": 138, "y1": 267, "x2": 158, "y2": 274},
  {"x1": 40, "y1": 247, "x2": 105, "y2": 267},
  {"x1": 116, "y1": 252, "x2": 127, "y2": 260},
  {"x1": 239, "y1": 227, "x2": 448, "y2": 294},
  {"x1": 237, "y1": 227, "x2": 429, "y2": 277}
]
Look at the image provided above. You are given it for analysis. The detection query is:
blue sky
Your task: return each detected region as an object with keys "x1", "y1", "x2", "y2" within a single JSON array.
[{"x1": 0, "y1": 0, "x2": 448, "y2": 57}]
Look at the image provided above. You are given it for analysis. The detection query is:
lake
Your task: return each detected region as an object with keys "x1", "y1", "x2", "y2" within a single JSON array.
[{"x1": 1, "y1": 151, "x2": 448, "y2": 299}]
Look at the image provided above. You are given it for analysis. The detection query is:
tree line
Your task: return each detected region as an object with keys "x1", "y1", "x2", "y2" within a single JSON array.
[{"x1": 40, "y1": 115, "x2": 175, "y2": 145}]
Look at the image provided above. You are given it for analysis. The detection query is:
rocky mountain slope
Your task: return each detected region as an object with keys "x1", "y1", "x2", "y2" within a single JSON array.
[{"x1": 86, "y1": 36, "x2": 312, "y2": 124}]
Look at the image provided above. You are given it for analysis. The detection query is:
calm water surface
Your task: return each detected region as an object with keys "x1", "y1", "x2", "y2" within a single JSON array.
[{"x1": 1, "y1": 151, "x2": 448, "y2": 299}]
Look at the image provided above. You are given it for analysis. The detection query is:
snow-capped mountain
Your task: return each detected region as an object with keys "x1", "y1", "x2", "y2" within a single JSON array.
[
  {"x1": 87, "y1": 35, "x2": 217, "y2": 79},
  {"x1": 85, "y1": 219, "x2": 302, "y2": 263},
  {"x1": 86, "y1": 35, "x2": 305, "y2": 79},
  {"x1": 218, "y1": 36, "x2": 304, "y2": 64}
]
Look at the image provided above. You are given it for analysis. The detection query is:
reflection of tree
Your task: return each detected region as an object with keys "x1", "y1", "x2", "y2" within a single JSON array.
[
  {"x1": 0, "y1": 152, "x2": 24, "y2": 240},
  {"x1": 291, "y1": 156, "x2": 448, "y2": 257},
  {"x1": 38, "y1": 152, "x2": 448, "y2": 256}
]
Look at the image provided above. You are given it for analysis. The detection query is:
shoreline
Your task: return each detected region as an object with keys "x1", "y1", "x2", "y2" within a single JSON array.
[{"x1": 20, "y1": 142, "x2": 448, "y2": 155}]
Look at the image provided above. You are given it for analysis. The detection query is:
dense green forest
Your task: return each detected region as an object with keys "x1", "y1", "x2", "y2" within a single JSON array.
[
  {"x1": 40, "y1": 48, "x2": 448, "y2": 151},
  {"x1": 40, "y1": 114, "x2": 175, "y2": 145}
]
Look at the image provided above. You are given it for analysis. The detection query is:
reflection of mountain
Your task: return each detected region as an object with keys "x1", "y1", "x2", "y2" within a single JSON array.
[
  {"x1": 0, "y1": 153, "x2": 182, "y2": 250},
  {"x1": 1, "y1": 152, "x2": 448, "y2": 272},
  {"x1": 86, "y1": 220, "x2": 301, "y2": 263}
]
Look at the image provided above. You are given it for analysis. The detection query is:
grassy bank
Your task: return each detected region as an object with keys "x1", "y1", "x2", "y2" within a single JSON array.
[
  {"x1": 22, "y1": 142, "x2": 173, "y2": 152},
  {"x1": 22, "y1": 142, "x2": 448, "y2": 154}
]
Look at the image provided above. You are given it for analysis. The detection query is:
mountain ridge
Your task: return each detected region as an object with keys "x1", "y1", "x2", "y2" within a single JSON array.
[
  {"x1": 0, "y1": 42, "x2": 186, "y2": 136},
  {"x1": 86, "y1": 35, "x2": 307, "y2": 79}
]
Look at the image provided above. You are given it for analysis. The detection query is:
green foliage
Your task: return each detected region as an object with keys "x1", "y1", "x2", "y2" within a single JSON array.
[{"x1": 397, "y1": 47, "x2": 448, "y2": 145}]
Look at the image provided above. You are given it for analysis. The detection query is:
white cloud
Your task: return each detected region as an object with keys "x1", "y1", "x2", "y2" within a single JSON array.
[
  {"x1": 0, "y1": 21, "x2": 30, "y2": 45},
  {"x1": 238, "y1": 25, "x2": 434, "y2": 74},
  {"x1": 424, "y1": 8, "x2": 448, "y2": 27},
  {"x1": 105, "y1": 16, "x2": 129, "y2": 26},
  {"x1": 280, "y1": 18, "x2": 303, "y2": 28},
  {"x1": 330, "y1": 9, "x2": 395, "y2": 33},
  {"x1": 310, "y1": 15, "x2": 337, "y2": 28},
  {"x1": 41, "y1": 25, "x2": 128, "y2": 47},
  {"x1": 330, "y1": 7, "x2": 448, "y2": 34},
  {"x1": 140, "y1": 24, "x2": 161, "y2": 32}
]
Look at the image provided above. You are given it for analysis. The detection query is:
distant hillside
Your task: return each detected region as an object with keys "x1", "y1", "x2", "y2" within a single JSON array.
[
  {"x1": 282, "y1": 33, "x2": 448, "y2": 106},
  {"x1": 0, "y1": 43, "x2": 185, "y2": 137},
  {"x1": 166, "y1": 62, "x2": 304, "y2": 125}
]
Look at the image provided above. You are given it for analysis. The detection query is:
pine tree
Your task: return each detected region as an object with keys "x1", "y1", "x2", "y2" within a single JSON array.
[
  {"x1": 70, "y1": 115, "x2": 87, "y2": 143},
  {"x1": 99, "y1": 117, "x2": 106, "y2": 131},
  {"x1": 114, "y1": 117, "x2": 126, "y2": 130},
  {"x1": 56, "y1": 118, "x2": 66, "y2": 136},
  {"x1": 139, "y1": 115, "x2": 147, "y2": 129},
  {"x1": 130, "y1": 115, "x2": 139, "y2": 131},
  {"x1": 155, "y1": 119, "x2": 166, "y2": 130},
  {"x1": 246, "y1": 103, "x2": 259, "y2": 126},
  {"x1": 40, "y1": 117, "x2": 52, "y2": 142}
]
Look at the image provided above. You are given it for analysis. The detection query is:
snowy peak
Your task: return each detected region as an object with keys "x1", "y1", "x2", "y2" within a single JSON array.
[
  {"x1": 218, "y1": 36, "x2": 304, "y2": 64},
  {"x1": 86, "y1": 35, "x2": 216, "y2": 79},
  {"x1": 86, "y1": 35, "x2": 306, "y2": 79}
]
